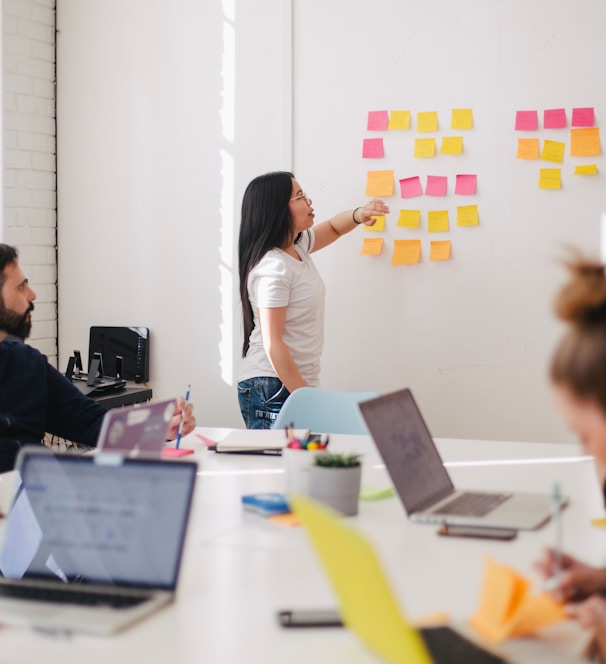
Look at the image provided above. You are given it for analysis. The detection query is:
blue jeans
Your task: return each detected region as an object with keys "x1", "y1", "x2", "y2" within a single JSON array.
[{"x1": 237, "y1": 377, "x2": 290, "y2": 429}]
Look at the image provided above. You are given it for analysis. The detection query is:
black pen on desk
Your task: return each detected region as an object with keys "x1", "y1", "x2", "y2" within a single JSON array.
[{"x1": 175, "y1": 384, "x2": 191, "y2": 450}]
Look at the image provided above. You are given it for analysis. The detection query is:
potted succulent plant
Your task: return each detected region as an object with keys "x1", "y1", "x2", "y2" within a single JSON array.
[{"x1": 308, "y1": 452, "x2": 362, "y2": 516}]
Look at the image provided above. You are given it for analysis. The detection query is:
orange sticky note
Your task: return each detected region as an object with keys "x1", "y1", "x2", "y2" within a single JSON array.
[
  {"x1": 539, "y1": 168, "x2": 561, "y2": 190},
  {"x1": 365, "y1": 215, "x2": 385, "y2": 232},
  {"x1": 517, "y1": 138, "x2": 540, "y2": 159},
  {"x1": 365, "y1": 170, "x2": 394, "y2": 196},
  {"x1": 361, "y1": 237, "x2": 384, "y2": 256},
  {"x1": 428, "y1": 210, "x2": 449, "y2": 233},
  {"x1": 570, "y1": 127, "x2": 601, "y2": 157},
  {"x1": 397, "y1": 210, "x2": 421, "y2": 229},
  {"x1": 540, "y1": 139, "x2": 565, "y2": 163},
  {"x1": 392, "y1": 240, "x2": 421, "y2": 265},
  {"x1": 457, "y1": 205, "x2": 479, "y2": 227},
  {"x1": 430, "y1": 241, "x2": 451, "y2": 261},
  {"x1": 268, "y1": 513, "x2": 300, "y2": 527},
  {"x1": 417, "y1": 111, "x2": 438, "y2": 132},
  {"x1": 388, "y1": 110, "x2": 411, "y2": 130},
  {"x1": 451, "y1": 108, "x2": 473, "y2": 130},
  {"x1": 440, "y1": 136, "x2": 463, "y2": 155},
  {"x1": 414, "y1": 138, "x2": 436, "y2": 158}
]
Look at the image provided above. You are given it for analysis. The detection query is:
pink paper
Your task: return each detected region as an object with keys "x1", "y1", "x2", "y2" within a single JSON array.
[
  {"x1": 362, "y1": 137, "x2": 384, "y2": 158},
  {"x1": 572, "y1": 107, "x2": 595, "y2": 127},
  {"x1": 425, "y1": 175, "x2": 447, "y2": 196},
  {"x1": 399, "y1": 176, "x2": 422, "y2": 198},
  {"x1": 367, "y1": 110, "x2": 389, "y2": 131},
  {"x1": 515, "y1": 110, "x2": 538, "y2": 131},
  {"x1": 455, "y1": 174, "x2": 477, "y2": 195},
  {"x1": 544, "y1": 108, "x2": 566, "y2": 129}
]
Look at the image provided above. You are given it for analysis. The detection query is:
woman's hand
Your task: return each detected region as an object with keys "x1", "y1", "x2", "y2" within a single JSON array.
[
  {"x1": 356, "y1": 199, "x2": 390, "y2": 226},
  {"x1": 534, "y1": 547, "x2": 606, "y2": 601}
]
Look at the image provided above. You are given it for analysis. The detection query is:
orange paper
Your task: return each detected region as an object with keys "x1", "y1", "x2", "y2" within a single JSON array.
[
  {"x1": 517, "y1": 138, "x2": 540, "y2": 160},
  {"x1": 366, "y1": 170, "x2": 394, "y2": 196},
  {"x1": 570, "y1": 127, "x2": 600, "y2": 157},
  {"x1": 430, "y1": 241, "x2": 451, "y2": 261},
  {"x1": 361, "y1": 238, "x2": 384, "y2": 256},
  {"x1": 392, "y1": 240, "x2": 421, "y2": 265}
]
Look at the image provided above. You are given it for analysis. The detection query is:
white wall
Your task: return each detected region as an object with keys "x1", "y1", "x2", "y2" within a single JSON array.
[
  {"x1": 293, "y1": 0, "x2": 606, "y2": 443},
  {"x1": 55, "y1": 0, "x2": 291, "y2": 426}
]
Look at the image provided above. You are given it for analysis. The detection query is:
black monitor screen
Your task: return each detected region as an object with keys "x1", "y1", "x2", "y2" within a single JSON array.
[{"x1": 88, "y1": 326, "x2": 149, "y2": 383}]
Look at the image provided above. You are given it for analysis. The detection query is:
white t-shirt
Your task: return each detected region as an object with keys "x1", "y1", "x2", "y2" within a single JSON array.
[{"x1": 238, "y1": 230, "x2": 326, "y2": 386}]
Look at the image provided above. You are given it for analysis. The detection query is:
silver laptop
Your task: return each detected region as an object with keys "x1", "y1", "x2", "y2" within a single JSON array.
[
  {"x1": 96, "y1": 398, "x2": 176, "y2": 455},
  {"x1": 0, "y1": 447, "x2": 197, "y2": 635},
  {"x1": 358, "y1": 388, "x2": 563, "y2": 530}
]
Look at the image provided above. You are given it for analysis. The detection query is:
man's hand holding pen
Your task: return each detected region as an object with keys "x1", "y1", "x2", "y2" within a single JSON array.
[{"x1": 167, "y1": 395, "x2": 196, "y2": 441}]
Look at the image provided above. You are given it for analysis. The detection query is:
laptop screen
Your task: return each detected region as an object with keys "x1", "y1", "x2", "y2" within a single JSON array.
[
  {"x1": 0, "y1": 451, "x2": 197, "y2": 590},
  {"x1": 359, "y1": 388, "x2": 454, "y2": 513}
]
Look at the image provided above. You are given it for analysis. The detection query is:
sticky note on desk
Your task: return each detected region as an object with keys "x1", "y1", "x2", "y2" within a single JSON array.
[{"x1": 359, "y1": 486, "x2": 395, "y2": 501}]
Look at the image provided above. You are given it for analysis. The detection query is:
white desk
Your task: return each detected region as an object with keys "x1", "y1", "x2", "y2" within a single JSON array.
[{"x1": 0, "y1": 430, "x2": 601, "y2": 663}]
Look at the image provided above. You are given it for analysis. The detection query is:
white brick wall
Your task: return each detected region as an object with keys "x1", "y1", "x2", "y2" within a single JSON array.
[{"x1": 2, "y1": 0, "x2": 57, "y2": 364}]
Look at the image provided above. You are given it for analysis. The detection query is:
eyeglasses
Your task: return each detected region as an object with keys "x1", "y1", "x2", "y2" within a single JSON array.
[{"x1": 290, "y1": 192, "x2": 312, "y2": 206}]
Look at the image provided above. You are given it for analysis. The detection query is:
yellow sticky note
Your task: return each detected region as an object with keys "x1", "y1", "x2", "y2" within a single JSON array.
[
  {"x1": 517, "y1": 138, "x2": 540, "y2": 160},
  {"x1": 541, "y1": 139, "x2": 565, "y2": 163},
  {"x1": 388, "y1": 110, "x2": 410, "y2": 130},
  {"x1": 575, "y1": 164, "x2": 598, "y2": 175},
  {"x1": 392, "y1": 240, "x2": 421, "y2": 265},
  {"x1": 364, "y1": 215, "x2": 385, "y2": 231},
  {"x1": 591, "y1": 517, "x2": 606, "y2": 528},
  {"x1": 365, "y1": 170, "x2": 394, "y2": 197},
  {"x1": 397, "y1": 209, "x2": 421, "y2": 229},
  {"x1": 417, "y1": 111, "x2": 438, "y2": 132},
  {"x1": 414, "y1": 138, "x2": 436, "y2": 158},
  {"x1": 428, "y1": 210, "x2": 449, "y2": 233},
  {"x1": 360, "y1": 237, "x2": 384, "y2": 256},
  {"x1": 457, "y1": 204, "x2": 479, "y2": 227},
  {"x1": 430, "y1": 241, "x2": 451, "y2": 261},
  {"x1": 539, "y1": 168, "x2": 561, "y2": 190},
  {"x1": 440, "y1": 136, "x2": 463, "y2": 155},
  {"x1": 451, "y1": 108, "x2": 473, "y2": 130},
  {"x1": 570, "y1": 127, "x2": 601, "y2": 157}
]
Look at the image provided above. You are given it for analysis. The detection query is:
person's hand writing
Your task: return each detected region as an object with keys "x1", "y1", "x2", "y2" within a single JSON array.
[
  {"x1": 534, "y1": 547, "x2": 606, "y2": 601},
  {"x1": 358, "y1": 199, "x2": 390, "y2": 226},
  {"x1": 166, "y1": 396, "x2": 196, "y2": 441},
  {"x1": 568, "y1": 596, "x2": 606, "y2": 660}
]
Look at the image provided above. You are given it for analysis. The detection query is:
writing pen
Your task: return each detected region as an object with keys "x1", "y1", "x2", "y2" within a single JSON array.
[
  {"x1": 175, "y1": 384, "x2": 191, "y2": 450},
  {"x1": 544, "y1": 481, "x2": 563, "y2": 591}
]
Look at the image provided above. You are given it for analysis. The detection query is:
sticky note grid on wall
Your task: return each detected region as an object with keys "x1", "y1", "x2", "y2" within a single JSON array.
[{"x1": 361, "y1": 107, "x2": 478, "y2": 265}]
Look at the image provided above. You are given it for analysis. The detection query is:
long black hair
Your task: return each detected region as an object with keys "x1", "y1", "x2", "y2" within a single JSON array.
[{"x1": 238, "y1": 171, "x2": 296, "y2": 357}]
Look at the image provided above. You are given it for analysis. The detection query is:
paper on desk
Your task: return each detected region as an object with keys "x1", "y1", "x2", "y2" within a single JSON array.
[{"x1": 469, "y1": 556, "x2": 566, "y2": 643}]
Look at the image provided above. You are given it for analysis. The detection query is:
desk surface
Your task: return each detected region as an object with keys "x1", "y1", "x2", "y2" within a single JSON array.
[{"x1": 0, "y1": 430, "x2": 599, "y2": 663}]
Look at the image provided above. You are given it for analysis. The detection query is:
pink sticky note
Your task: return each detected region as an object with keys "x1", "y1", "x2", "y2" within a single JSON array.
[
  {"x1": 362, "y1": 137, "x2": 384, "y2": 158},
  {"x1": 399, "y1": 176, "x2": 422, "y2": 198},
  {"x1": 455, "y1": 174, "x2": 477, "y2": 195},
  {"x1": 162, "y1": 448, "x2": 195, "y2": 458},
  {"x1": 515, "y1": 110, "x2": 538, "y2": 131},
  {"x1": 544, "y1": 108, "x2": 566, "y2": 129},
  {"x1": 572, "y1": 107, "x2": 595, "y2": 127},
  {"x1": 367, "y1": 110, "x2": 389, "y2": 131},
  {"x1": 425, "y1": 175, "x2": 447, "y2": 196}
]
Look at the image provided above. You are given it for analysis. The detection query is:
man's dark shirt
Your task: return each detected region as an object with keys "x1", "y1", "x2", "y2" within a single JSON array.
[{"x1": 0, "y1": 336, "x2": 106, "y2": 472}]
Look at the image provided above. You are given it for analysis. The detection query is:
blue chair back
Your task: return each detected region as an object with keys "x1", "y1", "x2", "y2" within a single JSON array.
[{"x1": 272, "y1": 387, "x2": 379, "y2": 435}]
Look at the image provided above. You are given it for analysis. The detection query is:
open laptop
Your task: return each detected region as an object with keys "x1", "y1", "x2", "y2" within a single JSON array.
[
  {"x1": 0, "y1": 447, "x2": 197, "y2": 635},
  {"x1": 96, "y1": 398, "x2": 176, "y2": 455},
  {"x1": 291, "y1": 495, "x2": 507, "y2": 664},
  {"x1": 358, "y1": 388, "x2": 562, "y2": 531}
]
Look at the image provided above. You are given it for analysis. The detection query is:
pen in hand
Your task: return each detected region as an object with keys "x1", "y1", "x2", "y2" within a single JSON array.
[
  {"x1": 175, "y1": 384, "x2": 191, "y2": 450},
  {"x1": 544, "y1": 481, "x2": 563, "y2": 591}
]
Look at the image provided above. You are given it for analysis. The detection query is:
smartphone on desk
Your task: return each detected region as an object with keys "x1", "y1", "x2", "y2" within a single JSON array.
[
  {"x1": 437, "y1": 524, "x2": 517, "y2": 540},
  {"x1": 277, "y1": 609, "x2": 343, "y2": 628}
]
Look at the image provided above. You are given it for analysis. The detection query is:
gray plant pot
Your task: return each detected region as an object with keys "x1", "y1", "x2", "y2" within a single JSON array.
[{"x1": 308, "y1": 465, "x2": 362, "y2": 516}]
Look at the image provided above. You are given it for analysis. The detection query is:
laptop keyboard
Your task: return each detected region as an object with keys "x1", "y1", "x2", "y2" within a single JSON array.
[
  {"x1": 433, "y1": 492, "x2": 511, "y2": 517},
  {"x1": 0, "y1": 583, "x2": 148, "y2": 609},
  {"x1": 421, "y1": 626, "x2": 507, "y2": 664}
]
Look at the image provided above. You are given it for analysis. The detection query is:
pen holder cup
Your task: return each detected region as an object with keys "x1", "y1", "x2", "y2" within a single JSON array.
[{"x1": 283, "y1": 448, "x2": 320, "y2": 497}]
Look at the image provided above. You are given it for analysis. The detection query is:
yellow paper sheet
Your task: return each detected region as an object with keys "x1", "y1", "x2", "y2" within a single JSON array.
[
  {"x1": 457, "y1": 204, "x2": 479, "y2": 227},
  {"x1": 417, "y1": 111, "x2": 438, "y2": 132},
  {"x1": 389, "y1": 110, "x2": 410, "y2": 130},
  {"x1": 570, "y1": 127, "x2": 601, "y2": 157},
  {"x1": 392, "y1": 240, "x2": 421, "y2": 265},
  {"x1": 397, "y1": 210, "x2": 421, "y2": 229},
  {"x1": 541, "y1": 139, "x2": 565, "y2": 163},
  {"x1": 575, "y1": 164, "x2": 597, "y2": 175},
  {"x1": 517, "y1": 138, "x2": 540, "y2": 160},
  {"x1": 430, "y1": 241, "x2": 451, "y2": 261},
  {"x1": 366, "y1": 170, "x2": 394, "y2": 197},
  {"x1": 451, "y1": 108, "x2": 473, "y2": 130},
  {"x1": 414, "y1": 138, "x2": 436, "y2": 158},
  {"x1": 428, "y1": 210, "x2": 449, "y2": 233},
  {"x1": 365, "y1": 215, "x2": 385, "y2": 232},
  {"x1": 440, "y1": 136, "x2": 463, "y2": 155},
  {"x1": 539, "y1": 168, "x2": 561, "y2": 190},
  {"x1": 360, "y1": 237, "x2": 384, "y2": 256}
]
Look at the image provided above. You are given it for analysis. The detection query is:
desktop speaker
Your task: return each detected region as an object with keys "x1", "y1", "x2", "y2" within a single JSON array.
[{"x1": 88, "y1": 326, "x2": 150, "y2": 383}]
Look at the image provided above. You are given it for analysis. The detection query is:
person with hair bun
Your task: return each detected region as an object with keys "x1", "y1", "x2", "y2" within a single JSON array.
[{"x1": 536, "y1": 255, "x2": 606, "y2": 658}]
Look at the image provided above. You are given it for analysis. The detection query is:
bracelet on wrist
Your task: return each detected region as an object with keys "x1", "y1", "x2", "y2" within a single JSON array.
[{"x1": 353, "y1": 207, "x2": 363, "y2": 224}]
